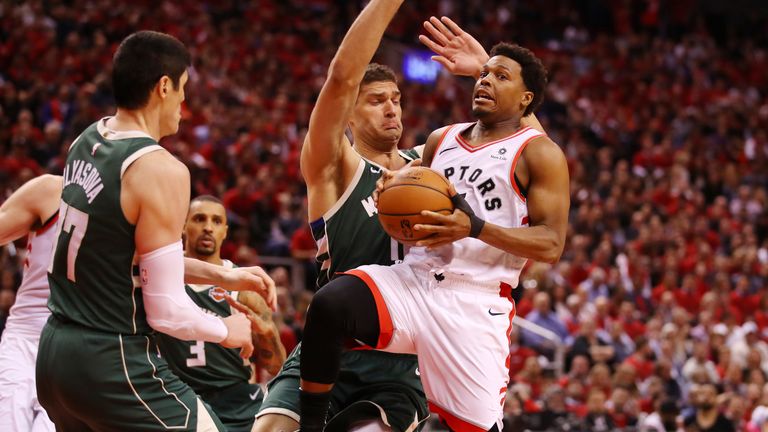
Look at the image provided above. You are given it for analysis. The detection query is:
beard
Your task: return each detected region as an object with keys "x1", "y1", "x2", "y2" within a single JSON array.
[
  {"x1": 697, "y1": 403, "x2": 715, "y2": 411},
  {"x1": 194, "y1": 238, "x2": 216, "y2": 257}
]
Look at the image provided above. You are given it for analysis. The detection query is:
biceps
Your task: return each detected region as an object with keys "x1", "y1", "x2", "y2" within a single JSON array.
[
  {"x1": 134, "y1": 192, "x2": 187, "y2": 254},
  {"x1": 0, "y1": 206, "x2": 38, "y2": 244},
  {"x1": 525, "y1": 179, "x2": 569, "y2": 236}
]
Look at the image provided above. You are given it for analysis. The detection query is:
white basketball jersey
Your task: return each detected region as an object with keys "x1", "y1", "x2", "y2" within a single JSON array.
[
  {"x1": 405, "y1": 123, "x2": 545, "y2": 286},
  {"x1": 4, "y1": 213, "x2": 59, "y2": 338}
]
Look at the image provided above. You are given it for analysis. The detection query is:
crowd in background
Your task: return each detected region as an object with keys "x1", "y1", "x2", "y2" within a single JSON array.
[{"x1": 1, "y1": 1, "x2": 767, "y2": 431}]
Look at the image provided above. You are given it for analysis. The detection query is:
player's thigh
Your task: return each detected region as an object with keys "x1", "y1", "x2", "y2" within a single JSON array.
[
  {"x1": 415, "y1": 288, "x2": 513, "y2": 431},
  {"x1": 203, "y1": 382, "x2": 263, "y2": 432},
  {"x1": 37, "y1": 319, "x2": 224, "y2": 431},
  {"x1": 346, "y1": 263, "x2": 421, "y2": 353},
  {"x1": 252, "y1": 412, "x2": 298, "y2": 432},
  {"x1": 255, "y1": 344, "x2": 301, "y2": 429}
]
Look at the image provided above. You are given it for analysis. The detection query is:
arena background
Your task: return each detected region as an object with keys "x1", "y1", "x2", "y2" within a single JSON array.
[{"x1": 1, "y1": 1, "x2": 767, "y2": 430}]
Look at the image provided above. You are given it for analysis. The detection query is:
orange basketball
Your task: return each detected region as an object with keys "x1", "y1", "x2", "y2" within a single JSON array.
[{"x1": 377, "y1": 167, "x2": 454, "y2": 242}]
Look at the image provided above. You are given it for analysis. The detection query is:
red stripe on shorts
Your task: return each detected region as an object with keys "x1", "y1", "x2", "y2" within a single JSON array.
[
  {"x1": 343, "y1": 270, "x2": 394, "y2": 349},
  {"x1": 500, "y1": 282, "x2": 516, "y2": 396},
  {"x1": 428, "y1": 401, "x2": 488, "y2": 432}
]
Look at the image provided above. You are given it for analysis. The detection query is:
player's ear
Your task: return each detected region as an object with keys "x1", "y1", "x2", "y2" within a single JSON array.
[
  {"x1": 521, "y1": 91, "x2": 533, "y2": 109},
  {"x1": 157, "y1": 76, "x2": 171, "y2": 99}
]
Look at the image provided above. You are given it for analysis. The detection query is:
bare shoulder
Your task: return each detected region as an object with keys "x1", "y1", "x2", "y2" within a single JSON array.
[
  {"x1": 523, "y1": 136, "x2": 567, "y2": 170},
  {"x1": 422, "y1": 125, "x2": 454, "y2": 167},
  {"x1": 123, "y1": 148, "x2": 189, "y2": 187}
]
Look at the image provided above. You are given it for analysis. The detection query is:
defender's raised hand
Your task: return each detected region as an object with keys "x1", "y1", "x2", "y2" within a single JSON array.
[{"x1": 418, "y1": 16, "x2": 489, "y2": 78}]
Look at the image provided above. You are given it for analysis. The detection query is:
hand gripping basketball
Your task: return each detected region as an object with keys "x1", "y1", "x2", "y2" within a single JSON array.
[
  {"x1": 376, "y1": 166, "x2": 455, "y2": 243},
  {"x1": 412, "y1": 184, "x2": 487, "y2": 249}
]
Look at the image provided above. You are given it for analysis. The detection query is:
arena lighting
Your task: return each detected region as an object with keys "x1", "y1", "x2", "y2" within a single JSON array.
[{"x1": 402, "y1": 49, "x2": 441, "y2": 84}]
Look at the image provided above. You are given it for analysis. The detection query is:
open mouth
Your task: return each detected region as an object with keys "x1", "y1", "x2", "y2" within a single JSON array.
[{"x1": 474, "y1": 88, "x2": 495, "y2": 102}]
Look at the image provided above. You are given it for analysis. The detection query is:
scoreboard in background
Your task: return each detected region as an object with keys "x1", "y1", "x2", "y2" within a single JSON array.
[{"x1": 402, "y1": 50, "x2": 441, "y2": 84}]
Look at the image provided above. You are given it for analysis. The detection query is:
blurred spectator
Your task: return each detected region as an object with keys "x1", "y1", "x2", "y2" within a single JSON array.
[
  {"x1": 683, "y1": 382, "x2": 735, "y2": 432},
  {"x1": 639, "y1": 398, "x2": 680, "y2": 432},
  {"x1": 584, "y1": 388, "x2": 616, "y2": 432},
  {"x1": 521, "y1": 292, "x2": 569, "y2": 357}
]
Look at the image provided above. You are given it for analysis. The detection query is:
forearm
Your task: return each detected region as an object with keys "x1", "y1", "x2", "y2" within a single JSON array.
[
  {"x1": 142, "y1": 243, "x2": 228, "y2": 342},
  {"x1": 183, "y1": 257, "x2": 227, "y2": 285},
  {"x1": 253, "y1": 324, "x2": 287, "y2": 375},
  {"x1": 327, "y1": 0, "x2": 403, "y2": 82},
  {"x1": 478, "y1": 223, "x2": 564, "y2": 264}
]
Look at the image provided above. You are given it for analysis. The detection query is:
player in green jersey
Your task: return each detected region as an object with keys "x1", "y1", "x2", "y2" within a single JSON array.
[
  {"x1": 157, "y1": 195, "x2": 286, "y2": 432},
  {"x1": 254, "y1": 2, "x2": 490, "y2": 432},
  {"x1": 36, "y1": 30, "x2": 274, "y2": 431}
]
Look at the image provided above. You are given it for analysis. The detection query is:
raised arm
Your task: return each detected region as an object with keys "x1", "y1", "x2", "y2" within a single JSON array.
[
  {"x1": 419, "y1": 16, "x2": 546, "y2": 133},
  {"x1": 300, "y1": 0, "x2": 404, "y2": 187},
  {"x1": 0, "y1": 174, "x2": 62, "y2": 245}
]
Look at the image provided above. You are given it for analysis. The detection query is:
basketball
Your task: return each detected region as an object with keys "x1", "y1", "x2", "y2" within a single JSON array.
[{"x1": 377, "y1": 167, "x2": 454, "y2": 242}]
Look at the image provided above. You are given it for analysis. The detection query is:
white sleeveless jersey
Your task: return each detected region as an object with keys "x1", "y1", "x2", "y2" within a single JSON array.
[
  {"x1": 404, "y1": 123, "x2": 545, "y2": 286},
  {"x1": 4, "y1": 213, "x2": 59, "y2": 338}
]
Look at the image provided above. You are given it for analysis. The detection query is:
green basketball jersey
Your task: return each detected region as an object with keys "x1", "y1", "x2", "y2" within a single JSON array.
[
  {"x1": 155, "y1": 260, "x2": 252, "y2": 393},
  {"x1": 311, "y1": 149, "x2": 419, "y2": 287},
  {"x1": 48, "y1": 118, "x2": 164, "y2": 335}
]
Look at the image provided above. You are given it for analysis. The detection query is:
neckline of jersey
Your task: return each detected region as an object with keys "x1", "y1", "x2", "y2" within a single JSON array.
[
  {"x1": 97, "y1": 117, "x2": 155, "y2": 141},
  {"x1": 455, "y1": 124, "x2": 533, "y2": 153}
]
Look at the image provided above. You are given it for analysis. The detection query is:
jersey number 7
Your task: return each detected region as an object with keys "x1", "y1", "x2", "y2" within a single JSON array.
[{"x1": 48, "y1": 202, "x2": 89, "y2": 282}]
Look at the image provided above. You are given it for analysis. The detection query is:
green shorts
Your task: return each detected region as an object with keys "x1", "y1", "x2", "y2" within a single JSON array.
[
  {"x1": 257, "y1": 343, "x2": 428, "y2": 432},
  {"x1": 36, "y1": 315, "x2": 225, "y2": 431},
  {"x1": 199, "y1": 381, "x2": 263, "y2": 432}
]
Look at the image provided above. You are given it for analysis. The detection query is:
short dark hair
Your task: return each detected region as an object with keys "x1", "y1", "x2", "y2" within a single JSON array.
[
  {"x1": 361, "y1": 63, "x2": 398, "y2": 87},
  {"x1": 489, "y1": 43, "x2": 547, "y2": 116},
  {"x1": 112, "y1": 31, "x2": 191, "y2": 109},
  {"x1": 191, "y1": 195, "x2": 223, "y2": 206}
]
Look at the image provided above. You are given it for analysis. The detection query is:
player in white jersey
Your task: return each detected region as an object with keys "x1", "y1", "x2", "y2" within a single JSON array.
[
  {"x1": 298, "y1": 42, "x2": 569, "y2": 432},
  {"x1": 0, "y1": 175, "x2": 60, "y2": 432},
  {"x1": 0, "y1": 175, "x2": 272, "y2": 432}
]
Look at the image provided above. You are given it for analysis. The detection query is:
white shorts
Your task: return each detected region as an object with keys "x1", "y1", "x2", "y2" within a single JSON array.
[
  {"x1": 0, "y1": 332, "x2": 55, "y2": 432},
  {"x1": 345, "y1": 263, "x2": 516, "y2": 432}
]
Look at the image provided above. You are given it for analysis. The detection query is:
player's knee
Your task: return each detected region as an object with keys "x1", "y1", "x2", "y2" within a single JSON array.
[
  {"x1": 307, "y1": 283, "x2": 345, "y2": 329},
  {"x1": 307, "y1": 276, "x2": 359, "y2": 327}
]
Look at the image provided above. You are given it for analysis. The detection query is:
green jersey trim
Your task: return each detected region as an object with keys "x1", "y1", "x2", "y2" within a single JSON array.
[
  {"x1": 322, "y1": 159, "x2": 365, "y2": 222},
  {"x1": 120, "y1": 145, "x2": 164, "y2": 178},
  {"x1": 96, "y1": 117, "x2": 154, "y2": 141}
]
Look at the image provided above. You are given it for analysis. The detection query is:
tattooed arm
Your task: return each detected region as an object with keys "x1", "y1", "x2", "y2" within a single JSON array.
[{"x1": 231, "y1": 291, "x2": 287, "y2": 375}]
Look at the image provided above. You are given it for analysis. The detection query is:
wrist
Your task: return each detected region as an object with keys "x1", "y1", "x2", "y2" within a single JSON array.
[
  {"x1": 218, "y1": 317, "x2": 230, "y2": 343},
  {"x1": 469, "y1": 214, "x2": 485, "y2": 238}
]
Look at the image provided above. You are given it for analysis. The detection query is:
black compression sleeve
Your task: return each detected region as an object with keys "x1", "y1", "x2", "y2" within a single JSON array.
[{"x1": 300, "y1": 274, "x2": 380, "y2": 383}]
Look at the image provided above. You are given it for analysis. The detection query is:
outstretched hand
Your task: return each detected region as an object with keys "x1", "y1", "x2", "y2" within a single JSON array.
[
  {"x1": 418, "y1": 16, "x2": 489, "y2": 78},
  {"x1": 373, "y1": 158, "x2": 422, "y2": 206}
]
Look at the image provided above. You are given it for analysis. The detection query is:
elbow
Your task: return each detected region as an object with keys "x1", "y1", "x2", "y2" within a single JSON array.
[
  {"x1": 326, "y1": 59, "x2": 360, "y2": 89},
  {"x1": 147, "y1": 315, "x2": 172, "y2": 335},
  {"x1": 540, "y1": 240, "x2": 565, "y2": 264}
]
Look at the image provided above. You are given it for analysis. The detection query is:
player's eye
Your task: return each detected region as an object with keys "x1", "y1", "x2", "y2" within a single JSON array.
[{"x1": 479, "y1": 71, "x2": 489, "y2": 78}]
